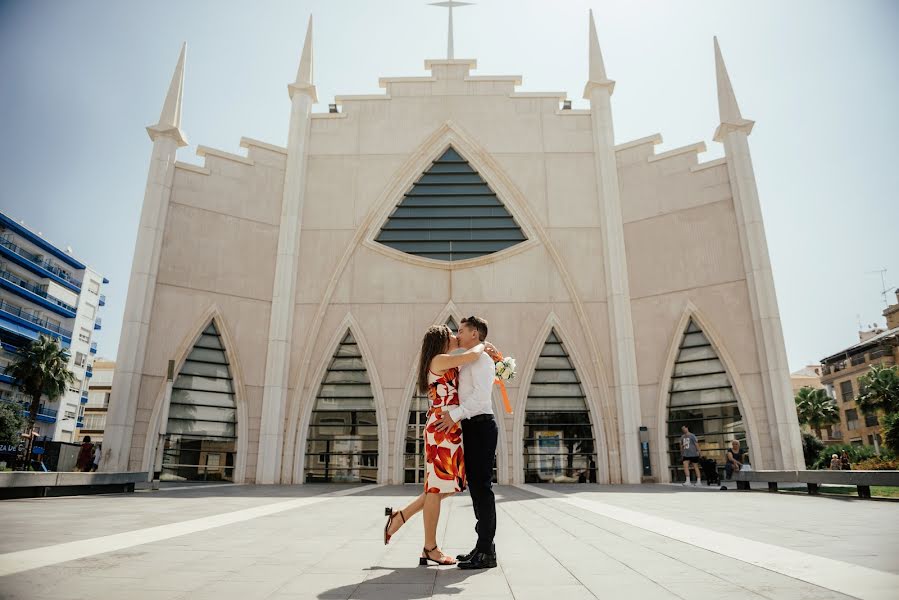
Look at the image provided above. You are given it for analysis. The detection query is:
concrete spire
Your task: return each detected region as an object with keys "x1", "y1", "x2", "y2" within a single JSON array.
[
  {"x1": 713, "y1": 37, "x2": 753, "y2": 141},
  {"x1": 146, "y1": 43, "x2": 188, "y2": 147},
  {"x1": 583, "y1": 9, "x2": 615, "y2": 98},
  {"x1": 289, "y1": 16, "x2": 317, "y2": 101}
]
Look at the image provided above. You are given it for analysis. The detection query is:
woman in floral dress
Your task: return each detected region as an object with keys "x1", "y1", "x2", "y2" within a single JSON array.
[{"x1": 383, "y1": 325, "x2": 496, "y2": 566}]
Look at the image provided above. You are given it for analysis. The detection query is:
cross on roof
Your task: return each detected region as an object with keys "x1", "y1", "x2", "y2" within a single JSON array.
[{"x1": 429, "y1": 0, "x2": 474, "y2": 59}]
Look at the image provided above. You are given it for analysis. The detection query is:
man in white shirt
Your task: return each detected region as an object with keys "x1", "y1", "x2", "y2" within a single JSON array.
[{"x1": 435, "y1": 315, "x2": 498, "y2": 569}]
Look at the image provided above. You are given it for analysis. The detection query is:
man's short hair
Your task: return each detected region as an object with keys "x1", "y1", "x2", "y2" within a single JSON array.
[{"x1": 461, "y1": 316, "x2": 488, "y2": 342}]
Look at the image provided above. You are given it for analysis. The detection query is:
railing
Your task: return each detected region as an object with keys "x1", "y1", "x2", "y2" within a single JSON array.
[
  {"x1": 0, "y1": 236, "x2": 81, "y2": 287},
  {"x1": 0, "y1": 395, "x2": 60, "y2": 420},
  {"x1": 85, "y1": 365, "x2": 93, "y2": 378},
  {"x1": 98, "y1": 294, "x2": 106, "y2": 307},
  {"x1": 89, "y1": 341, "x2": 97, "y2": 354},
  {"x1": 0, "y1": 268, "x2": 77, "y2": 314},
  {"x1": 850, "y1": 354, "x2": 867, "y2": 366},
  {"x1": 93, "y1": 317, "x2": 102, "y2": 330},
  {"x1": 0, "y1": 297, "x2": 73, "y2": 337}
]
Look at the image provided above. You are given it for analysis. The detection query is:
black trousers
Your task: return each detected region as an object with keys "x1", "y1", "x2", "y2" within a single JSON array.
[{"x1": 461, "y1": 415, "x2": 498, "y2": 553}]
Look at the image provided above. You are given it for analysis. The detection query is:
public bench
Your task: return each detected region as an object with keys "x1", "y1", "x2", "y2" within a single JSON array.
[
  {"x1": 733, "y1": 469, "x2": 899, "y2": 498},
  {"x1": 0, "y1": 471, "x2": 148, "y2": 500}
]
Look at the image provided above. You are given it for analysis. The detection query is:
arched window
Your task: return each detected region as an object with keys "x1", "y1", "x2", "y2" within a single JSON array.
[
  {"x1": 375, "y1": 147, "x2": 526, "y2": 261},
  {"x1": 305, "y1": 331, "x2": 378, "y2": 483},
  {"x1": 666, "y1": 319, "x2": 746, "y2": 482},
  {"x1": 162, "y1": 322, "x2": 236, "y2": 482},
  {"x1": 523, "y1": 330, "x2": 596, "y2": 483}
]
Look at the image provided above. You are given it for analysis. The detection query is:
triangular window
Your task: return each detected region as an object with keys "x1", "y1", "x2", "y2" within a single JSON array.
[{"x1": 375, "y1": 147, "x2": 527, "y2": 261}]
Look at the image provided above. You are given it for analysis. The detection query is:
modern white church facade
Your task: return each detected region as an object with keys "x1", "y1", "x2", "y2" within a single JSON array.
[{"x1": 102, "y1": 10, "x2": 804, "y2": 485}]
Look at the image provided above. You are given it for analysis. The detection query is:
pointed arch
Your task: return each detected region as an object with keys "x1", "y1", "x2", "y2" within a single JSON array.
[
  {"x1": 513, "y1": 313, "x2": 610, "y2": 484},
  {"x1": 374, "y1": 146, "x2": 528, "y2": 262},
  {"x1": 280, "y1": 120, "x2": 619, "y2": 483},
  {"x1": 655, "y1": 301, "x2": 762, "y2": 483},
  {"x1": 362, "y1": 122, "x2": 541, "y2": 270},
  {"x1": 140, "y1": 304, "x2": 249, "y2": 483},
  {"x1": 294, "y1": 313, "x2": 389, "y2": 484}
]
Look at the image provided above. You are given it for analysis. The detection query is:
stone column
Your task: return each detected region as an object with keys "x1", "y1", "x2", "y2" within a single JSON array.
[
  {"x1": 103, "y1": 44, "x2": 188, "y2": 472},
  {"x1": 584, "y1": 11, "x2": 642, "y2": 484},
  {"x1": 714, "y1": 38, "x2": 804, "y2": 469},
  {"x1": 257, "y1": 17, "x2": 316, "y2": 484}
]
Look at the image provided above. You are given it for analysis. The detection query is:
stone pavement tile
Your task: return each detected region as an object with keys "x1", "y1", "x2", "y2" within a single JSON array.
[
  {"x1": 363, "y1": 566, "x2": 438, "y2": 583},
  {"x1": 175, "y1": 577, "x2": 289, "y2": 600},
  {"x1": 229, "y1": 563, "x2": 308, "y2": 586},
  {"x1": 507, "y1": 583, "x2": 598, "y2": 600},
  {"x1": 433, "y1": 569, "x2": 512, "y2": 596},
  {"x1": 348, "y1": 583, "x2": 434, "y2": 599},
  {"x1": 274, "y1": 572, "x2": 367, "y2": 598},
  {"x1": 575, "y1": 574, "x2": 681, "y2": 600}
]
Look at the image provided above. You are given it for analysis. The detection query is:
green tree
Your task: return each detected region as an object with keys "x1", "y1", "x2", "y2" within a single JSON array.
[
  {"x1": 879, "y1": 411, "x2": 899, "y2": 456},
  {"x1": 4, "y1": 335, "x2": 75, "y2": 460},
  {"x1": 0, "y1": 401, "x2": 26, "y2": 445},
  {"x1": 857, "y1": 364, "x2": 899, "y2": 416},
  {"x1": 858, "y1": 364, "x2": 899, "y2": 455},
  {"x1": 795, "y1": 386, "x2": 840, "y2": 439},
  {"x1": 801, "y1": 432, "x2": 824, "y2": 468}
]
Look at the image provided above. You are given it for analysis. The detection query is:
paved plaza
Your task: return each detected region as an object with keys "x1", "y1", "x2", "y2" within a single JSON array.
[{"x1": 1, "y1": 483, "x2": 896, "y2": 600}]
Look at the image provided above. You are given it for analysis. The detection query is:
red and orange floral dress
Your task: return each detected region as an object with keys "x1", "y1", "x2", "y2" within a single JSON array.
[{"x1": 424, "y1": 367, "x2": 466, "y2": 494}]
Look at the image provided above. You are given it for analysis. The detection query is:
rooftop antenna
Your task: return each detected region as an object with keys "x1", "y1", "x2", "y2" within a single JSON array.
[{"x1": 867, "y1": 268, "x2": 895, "y2": 307}]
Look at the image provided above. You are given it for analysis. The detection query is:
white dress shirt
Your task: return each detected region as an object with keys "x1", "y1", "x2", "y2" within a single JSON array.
[{"x1": 449, "y1": 352, "x2": 495, "y2": 423}]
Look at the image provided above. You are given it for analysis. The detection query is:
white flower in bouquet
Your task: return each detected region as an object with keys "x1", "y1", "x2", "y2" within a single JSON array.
[{"x1": 495, "y1": 357, "x2": 516, "y2": 381}]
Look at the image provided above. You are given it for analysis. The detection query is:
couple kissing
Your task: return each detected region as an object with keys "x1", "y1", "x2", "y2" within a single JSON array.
[{"x1": 384, "y1": 315, "x2": 500, "y2": 570}]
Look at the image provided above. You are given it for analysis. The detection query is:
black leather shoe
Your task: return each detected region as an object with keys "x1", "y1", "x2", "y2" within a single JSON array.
[
  {"x1": 456, "y1": 547, "x2": 477, "y2": 562},
  {"x1": 457, "y1": 551, "x2": 497, "y2": 570},
  {"x1": 457, "y1": 543, "x2": 493, "y2": 562}
]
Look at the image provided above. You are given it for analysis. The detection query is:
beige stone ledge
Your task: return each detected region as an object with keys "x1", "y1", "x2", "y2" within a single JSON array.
[
  {"x1": 173, "y1": 161, "x2": 210, "y2": 176},
  {"x1": 310, "y1": 112, "x2": 348, "y2": 120},
  {"x1": 646, "y1": 141, "x2": 706, "y2": 164},
  {"x1": 334, "y1": 94, "x2": 391, "y2": 104},
  {"x1": 555, "y1": 109, "x2": 591, "y2": 116},
  {"x1": 690, "y1": 157, "x2": 727, "y2": 172},
  {"x1": 196, "y1": 145, "x2": 255, "y2": 167},
  {"x1": 378, "y1": 76, "x2": 437, "y2": 87},
  {"x1": 467, "y1": 75, "x2": 523, "y2": 85},
  {"x1": 239, "y1": 137, "x2": 287, "y2": 155},
  {"x1": 509, "y1": 91, "x2": 566, "y2": 99},
  {"x1": 615, "y1": 134, "x2": 663, "y2": 152},
  {"x1": 424, "y1": 58, "x2": 477, "y2": 69}
]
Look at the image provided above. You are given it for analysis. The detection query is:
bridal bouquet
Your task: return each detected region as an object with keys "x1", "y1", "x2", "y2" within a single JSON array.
[{"x1": 495, "y1": 356, "x2": 516, "y2": 381}]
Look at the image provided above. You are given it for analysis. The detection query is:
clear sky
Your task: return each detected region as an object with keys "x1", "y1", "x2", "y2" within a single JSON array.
[{"x1": 1, "y1": 0, "x2": 897, "y2": 371}]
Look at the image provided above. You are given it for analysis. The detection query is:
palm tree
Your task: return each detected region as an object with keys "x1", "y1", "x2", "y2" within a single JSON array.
[
  {"x1": 857, "y1": 364, "x2": 899, "y2": 416},
  {"x1": 794, "y1": 386, "x2": 840, "y2": 440},
  {"x1": 4, "y1": 335, "x2": 75, "y2": 465}
]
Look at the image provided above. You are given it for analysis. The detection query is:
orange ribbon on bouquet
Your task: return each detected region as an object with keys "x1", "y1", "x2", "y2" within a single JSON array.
[{"x1": 492, "y1": 351, "x2": 514, "y2": 415}]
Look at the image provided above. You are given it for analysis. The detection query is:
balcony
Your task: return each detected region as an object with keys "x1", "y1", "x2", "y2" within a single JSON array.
[
  {"x1": 0, "y1": 268, "x2": 78, "y2": 317},
  {"x1": 0, "y1": 297, "x2": 73, "y2": 340},
  {"x1": 0, "y1": 236, "x2": 82, "y2": 292},
  {"x1": 90, "y1": 341, "x2": 97, "y2": 354},
  {"x1": 0, "y1": 395, "x2": 60, "y2": 424},
  {"x1": 85, "y1": 364, "x2": 93, "y2": 378},
  {"x1": 0, "y1": 350, "x2": 19, "y2": 384},
  {"x1": 93, "y1": 317, "x2": 102, "y2": 331},
  {"x1": 76, "y1": 418, "x2": 84, "y2": 428},
  {"x1": 81, "y1": 391, "x2": 89, "y2": 404},
  {"x1": 98, "y1": 294, "x2": 106, "y2": 307}
]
